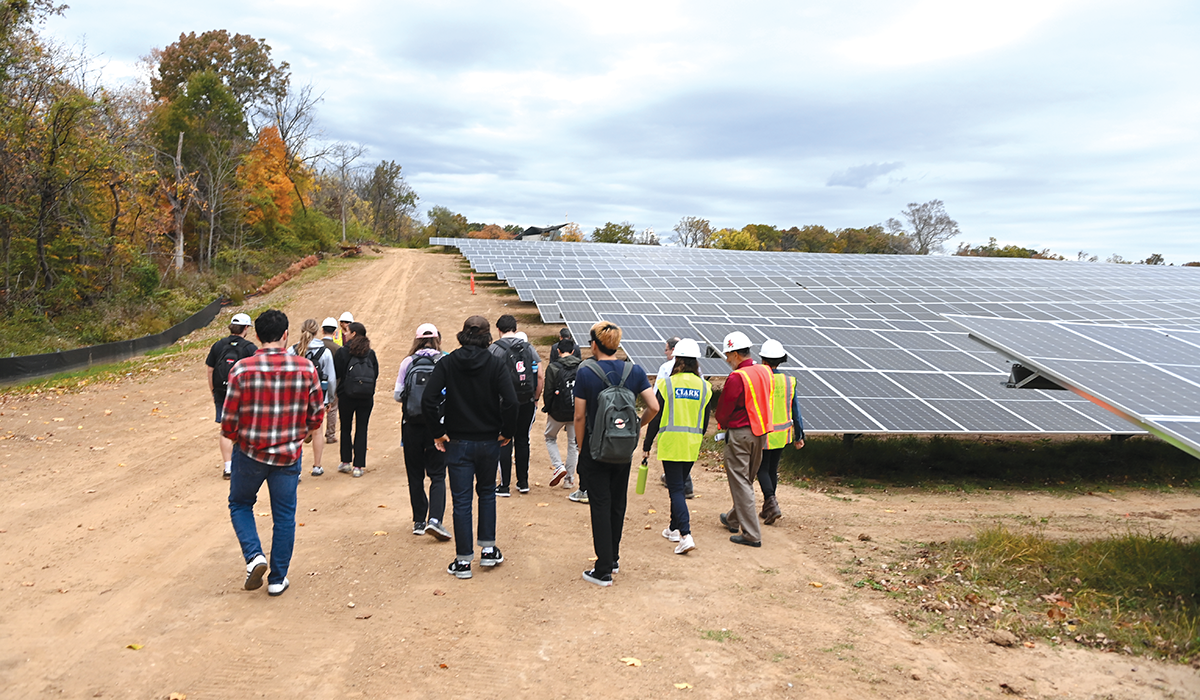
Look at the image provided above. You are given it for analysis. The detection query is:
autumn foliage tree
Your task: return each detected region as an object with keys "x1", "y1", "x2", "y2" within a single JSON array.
[{"x1": 0, "y1": 10, "x2": 394, "y2": 354}]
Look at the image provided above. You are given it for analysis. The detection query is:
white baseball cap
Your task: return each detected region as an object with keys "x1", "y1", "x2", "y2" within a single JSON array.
[
  {"x1": 760, "y1": 339, "x2": 787, "y2": 359},
  {"x1": 723, "y1": 331, "x2": 752, "y2": 353},
  {"x1": 672, "y1": 338, "x2": 702, "y2": 359},
  {"x1": 415, "y1": 323, "x2": 439, "y2": 338},
  {"x1": 231, "y1": 313, "x2": 252, "y2": 326},
  {"x1": 515, "y1": 331, "x2": 528, "y2": 342},
  {"x1": 322, "y1": 317, "x2": 339, "y2": 329},
  {"x1": 339, "y1": 311, "x2": 354, "y2": 323}
]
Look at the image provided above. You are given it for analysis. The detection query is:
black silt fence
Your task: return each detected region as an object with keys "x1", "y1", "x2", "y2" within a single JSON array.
[{"x1": 0, "y1": 298, "x2": 224, "y2": 385}]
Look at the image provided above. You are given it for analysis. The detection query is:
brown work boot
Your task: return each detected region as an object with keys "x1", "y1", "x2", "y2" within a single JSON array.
[{"x1": 762, "y1": 495, "x2": 783, "y2": 525}]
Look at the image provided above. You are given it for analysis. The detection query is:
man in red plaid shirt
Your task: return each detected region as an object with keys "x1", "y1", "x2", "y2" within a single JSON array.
[{"x1": 222, "y1": 309, "x2": 325, "y2": 597}]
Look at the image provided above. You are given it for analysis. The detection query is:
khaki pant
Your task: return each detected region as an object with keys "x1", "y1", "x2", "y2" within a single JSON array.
[
  {"x1": 324, "y1": 393, "x2": 339, "y2": 442},
  {"x1": 722, "y1": 427, "x2": 765, "y2": 543}
]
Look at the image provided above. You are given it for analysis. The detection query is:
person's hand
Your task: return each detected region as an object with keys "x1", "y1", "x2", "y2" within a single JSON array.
[
  {"x1": 498, "y1": 436, "x2": 512, "y2": 446},
  {"x1": 434, "y1": 435, "x2": 449, "y2": 452},
  {"x1": 642, "y1": 449, "x2": 650, "y2": 461},
  {"x1": 794, "y1": 439, "x2": 805, "y2": 450}
]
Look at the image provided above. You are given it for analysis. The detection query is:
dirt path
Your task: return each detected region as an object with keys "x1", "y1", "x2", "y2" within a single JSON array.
[{"x1": 1, "y1": 248, "x2": 1197, "y2": 699}]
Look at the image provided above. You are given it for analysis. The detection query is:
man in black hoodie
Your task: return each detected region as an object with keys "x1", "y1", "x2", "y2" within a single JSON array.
[{"x1": 424, "y1": 315, "x2": 518, "y2": 580}]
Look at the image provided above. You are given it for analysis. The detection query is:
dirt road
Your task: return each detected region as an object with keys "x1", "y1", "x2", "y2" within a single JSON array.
[{"x1": 1, "y1": 248, "x2": 1197, "y2": 699}]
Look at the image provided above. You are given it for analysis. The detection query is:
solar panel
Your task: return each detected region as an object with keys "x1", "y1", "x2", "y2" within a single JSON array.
[
  {"x1": 433, "y1": 238, "x2": 1200, "y2": 438},
  {"x1": 949, "y1": 316, "x2": 1200, "y2": 457}
]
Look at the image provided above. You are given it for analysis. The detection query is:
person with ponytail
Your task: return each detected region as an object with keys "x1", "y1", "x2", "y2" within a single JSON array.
[{"x1": 289, "y1": 318, "x2": 337, "y2": 476}]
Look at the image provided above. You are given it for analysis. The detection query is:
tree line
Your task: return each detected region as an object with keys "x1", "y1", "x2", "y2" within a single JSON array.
[
  {"x1": 0, "y1": 4, "x2": 419, "y2": 347},
  {"x1": 432, "y1": 199, "x2": 1192, "y2": 266}
]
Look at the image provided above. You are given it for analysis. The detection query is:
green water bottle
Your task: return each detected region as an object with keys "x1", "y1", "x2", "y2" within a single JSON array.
[{"x1": 636, "y1": 457, "x2": 649, "y2": 495}]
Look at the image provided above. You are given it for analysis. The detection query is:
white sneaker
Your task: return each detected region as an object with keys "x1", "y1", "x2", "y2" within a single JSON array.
[
  {"x1": 244, "y1": 554, "x2": 267, "y2": 590},
  {"x1": 675, "y1": 534, "x2": 696, "y2": 555},
  {"x1": 549, "y1": 465, "x2": 568, "y2": 487},
  {"x1": 661, "y1": 528, "x2": 681, "y2": 542},
  {"x1": 562, "y1": 475, "x2": 575, "y2": 489},
  {"x1": 267, "y1": 578, "x2": 290, "y2": 596}
]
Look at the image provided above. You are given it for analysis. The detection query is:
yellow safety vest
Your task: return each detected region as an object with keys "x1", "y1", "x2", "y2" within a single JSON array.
[
  {"x1": 657, "y1": 373, "x2": 712, "y2": 462},
  {"x1": 766, "y1": 372, "x2": 796, "y2": 450}
]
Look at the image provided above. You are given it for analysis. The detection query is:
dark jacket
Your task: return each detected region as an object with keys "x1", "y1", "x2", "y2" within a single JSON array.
[
  {"x1": 423, "y1": 344, "x2": 517, "y2": 442},
  {"x1": 333, "y1": 346, "x2": 379, "y2": 397}
]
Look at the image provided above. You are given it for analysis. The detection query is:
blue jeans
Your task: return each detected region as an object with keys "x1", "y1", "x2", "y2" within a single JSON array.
[
  {"x1": 445, "y1": 439, "x2": 500, "y2": 562},
  {"x1": 228, "y1": 447, "x2": 300, "y2": 585},
  {"x1": 662, "y1": 460, "x2": 693, "y2": 536}
]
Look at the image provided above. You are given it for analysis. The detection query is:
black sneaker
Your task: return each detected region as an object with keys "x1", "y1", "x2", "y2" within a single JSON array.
[
  {"x1": 582, "y1": 569, "x2": 613, "y2": 587},
  {"x1": 412, "y1": 521, "x2": 427, "y2": 536},
  {"x1": 447, "y1": 560, "x2": 472, "y2": 579},
  {"x1": 480, "y1": 547, "x2": 504, "y2": 567},
  {"x1": 517, "y1": 485, "x2": 530, "y2": 494},
  {"x1": 495, "y1": 485, "x2": 511, "y2": 498}
]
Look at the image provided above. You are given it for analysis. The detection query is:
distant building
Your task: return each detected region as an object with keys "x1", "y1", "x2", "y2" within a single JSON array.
[{"x1": 520, "y1": 223, "x2": 568, "y2": 241}]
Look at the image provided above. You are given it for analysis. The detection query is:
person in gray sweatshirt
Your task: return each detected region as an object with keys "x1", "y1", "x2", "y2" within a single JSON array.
[{"x1": 423, "y1": 315, "x2": 517, "y2": 580}]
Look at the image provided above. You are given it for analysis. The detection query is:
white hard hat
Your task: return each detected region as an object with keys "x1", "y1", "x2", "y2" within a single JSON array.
[
  {"x1": 339, "y1": 311, "x2": 354, "y2": 323},
  {"x1": 722, "y1": 331, "x2": 752, "y2": 353},
  {"x1": 322, "y1": 317, "x2": 339, "y2": 329},
  {"x1": 231, "y1": 313, "x2": 252, "y2": 326},
  {"x1": 672, "y1": 338, "x2": 702, "y2": 359},
  {"x1": 760, "y1": 339, "x2": 787, "y2": 359}
]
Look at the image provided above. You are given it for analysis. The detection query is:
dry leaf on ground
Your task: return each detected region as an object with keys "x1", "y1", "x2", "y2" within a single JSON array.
[{"x1": 620, "y1": 657, "x2": 642, "y2": 667}]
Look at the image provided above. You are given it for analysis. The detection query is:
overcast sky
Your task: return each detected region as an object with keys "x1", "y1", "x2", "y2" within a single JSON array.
[{"x1": 46, "y1": 1, "x2": 1200, "y2": 262}]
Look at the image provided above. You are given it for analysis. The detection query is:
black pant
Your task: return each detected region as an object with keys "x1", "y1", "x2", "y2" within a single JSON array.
[
  {"x1": 498, "y1": 401, "x2": 536, "y2": 489},
  {"x1": 758, "y1": 447, "x2": 783, "y2": 497},
  {"x1": 579, "y1": 438, "x2": 629, "y2": 577},
  {"x1": 338, "y1": 394, "x2": 373, "y2": 467},
  {"x1": 403, "y1": 420, "x2": 446, "y2": 524}
]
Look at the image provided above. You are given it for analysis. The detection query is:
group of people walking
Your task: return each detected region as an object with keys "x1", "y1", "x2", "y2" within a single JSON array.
[{"x1": 212, "y1": 308, "x2": 804, "y2": 596}]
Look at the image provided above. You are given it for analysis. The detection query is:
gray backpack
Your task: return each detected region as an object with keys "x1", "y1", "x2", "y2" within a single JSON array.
[{"x1": 582, "y1": 359, "x2": 640, "y2": 463}]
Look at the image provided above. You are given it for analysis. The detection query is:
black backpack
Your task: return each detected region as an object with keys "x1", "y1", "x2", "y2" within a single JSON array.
[
  {"x1": 401, "y1": 354, "x2": 439, "y2": 421},
  {"x1": 548, "y1": 361, "x2": 578, "y2": 422},
  {"x1": 304, "y1": 345, "x2": 329, "y2": 389},
  {"x1": 344, "y1": 353, "x2": 377, "y2": 399},
  {"x1": 213, "y1": 338, "x2": 248, "y2": 390},
  {"x1": 497, "y1": 339, "x2": 537, "y2": 403}
]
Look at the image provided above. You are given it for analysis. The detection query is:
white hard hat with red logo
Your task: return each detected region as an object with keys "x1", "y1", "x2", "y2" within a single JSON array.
[{"x1": 722, "y1": 331, "x2": 752, "y2": 353}]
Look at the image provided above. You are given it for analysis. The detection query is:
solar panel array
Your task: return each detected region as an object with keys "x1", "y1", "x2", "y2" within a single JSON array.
[
  {"x1": 949, "y1": 316, "x2": 1200, "y2": 458},
  {"x1": 433, "y1": 238, "x2": 1200, "y2": 436}
]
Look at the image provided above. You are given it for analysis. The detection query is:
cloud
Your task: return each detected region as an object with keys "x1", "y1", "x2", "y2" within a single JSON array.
[
  {"x1": 36, "y1": 1, "x2": 1200, "y2": 264},
  {"x1": 826, "y1": 162, "x2": 905, "y2": 188}
]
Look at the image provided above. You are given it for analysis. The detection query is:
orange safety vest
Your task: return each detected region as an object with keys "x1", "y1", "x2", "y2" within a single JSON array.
[{"x1": 733, "y1": 363, "x2": 774, "y2": 437}]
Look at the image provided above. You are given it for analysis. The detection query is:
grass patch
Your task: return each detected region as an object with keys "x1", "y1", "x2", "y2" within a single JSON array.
[
  {"x1": 700, "y1": 628, "x2": 740, "y2": 643},
  {"x1": 850, "y1": 526, "x2": 1200, "y2": 662},
  {"x1": 782, "y1": 434, "x2": 1199, "y2": 490}
]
